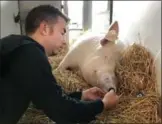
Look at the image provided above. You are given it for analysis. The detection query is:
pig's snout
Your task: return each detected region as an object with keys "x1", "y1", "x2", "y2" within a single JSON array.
[
  {"x1": 99, "y1": 74, "x2": 117, "y2": 93},
  {"x1": 108, "y1": 87, "x2": 116, "y2": 92},
  {"x1": 101, "y1": 80, "x2": 117, "y2": 93},
  {"x1": 102, "y1": 85, "x2": 117, "y2": 93}
]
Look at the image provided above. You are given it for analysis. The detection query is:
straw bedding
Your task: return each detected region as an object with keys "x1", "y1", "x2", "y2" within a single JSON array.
[{"x1": 18, "y1": 42, "x2": 161, "y2": 124}]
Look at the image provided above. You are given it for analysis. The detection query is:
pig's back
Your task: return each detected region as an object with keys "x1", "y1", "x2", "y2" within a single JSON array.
[{"x1": 69, "y1": 32, "x2": 104, "y2": 65}]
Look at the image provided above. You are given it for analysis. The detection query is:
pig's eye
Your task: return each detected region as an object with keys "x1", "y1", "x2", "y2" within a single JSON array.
[{"x1": 105, "y1": 77, "x2": 109, "y2": 81}]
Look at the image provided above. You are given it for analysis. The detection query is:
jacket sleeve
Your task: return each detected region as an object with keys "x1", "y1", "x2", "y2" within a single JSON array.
[
  {"x1": 9, "y1": 44, "x2": 104, "y2": 123},
  {"x1": 67, "y1": 91, "x2": 82, "y2": 100}
]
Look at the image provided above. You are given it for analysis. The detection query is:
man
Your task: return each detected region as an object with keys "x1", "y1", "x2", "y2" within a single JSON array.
[{"x1": 0, "y1": 5, "x2": 120, "y2": 124}]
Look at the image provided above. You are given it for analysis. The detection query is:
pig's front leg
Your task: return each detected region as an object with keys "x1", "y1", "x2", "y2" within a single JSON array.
[{"x1": 56, "y1": 51, "x2": 78, "y2": 71}]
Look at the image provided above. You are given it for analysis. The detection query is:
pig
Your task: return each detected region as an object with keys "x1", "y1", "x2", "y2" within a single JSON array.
[{"x1": 56, "y1": 21, "x2": 124, "y2": 92}]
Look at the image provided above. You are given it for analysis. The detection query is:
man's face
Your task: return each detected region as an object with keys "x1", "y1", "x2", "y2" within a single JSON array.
[{"x1": 41, "y1": 16, "x2": 67, "y2": 56}]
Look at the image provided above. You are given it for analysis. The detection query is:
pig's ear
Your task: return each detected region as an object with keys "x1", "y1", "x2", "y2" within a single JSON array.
[
  {"x1": 109, "y1": 21, "x2": 119, "y2": 35},
  {"x1": 100, "y1": 21, "x2": 119, "y2": 46}
]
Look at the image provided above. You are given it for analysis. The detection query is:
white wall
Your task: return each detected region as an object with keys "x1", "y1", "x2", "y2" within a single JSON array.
[
  {"x1": 113, "y1": 1, "x2": 161, "y2": 96},
  {"x1": 0, "y1": 1, "x2": 21, "y2": 38},
  {"x1": 0, "y1": 1, "x2": 62, "y2": 38}
]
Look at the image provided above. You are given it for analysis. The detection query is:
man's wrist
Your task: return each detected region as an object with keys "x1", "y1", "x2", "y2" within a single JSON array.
[
  {"x1": 91, "y1": 99, "x2": 104, "y2": 114},
  {"x1": 81, "y1": 90, "x2": 86, "y2": 100},
  {"x1": 68, "y1": 91, "x2": 82, "y2": 100}
]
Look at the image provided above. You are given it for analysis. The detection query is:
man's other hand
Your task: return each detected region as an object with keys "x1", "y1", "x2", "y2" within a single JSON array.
[
  {"x1": 81, "y1": 87, "x2": 106, "y2": 101},
  {"x1": 102, "y1": 90, "x2": 120, "y2": 110}
]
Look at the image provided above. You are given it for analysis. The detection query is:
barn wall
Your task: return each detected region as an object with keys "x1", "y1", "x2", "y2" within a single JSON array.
[
  {"x1": 0, "y1": 1, "x2": 62, "y2": 37},
  {"x1": 0, "y1": 1, "x2": 21, "y2": 38}
]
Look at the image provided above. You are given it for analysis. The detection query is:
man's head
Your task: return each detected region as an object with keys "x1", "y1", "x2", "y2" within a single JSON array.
[{"x1": 25, "y1": 5, "x2": 70, "y2": 56}]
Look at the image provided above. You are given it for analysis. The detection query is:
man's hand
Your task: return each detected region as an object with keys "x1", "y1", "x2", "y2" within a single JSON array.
[
  {"x1": 102, "y1": 90, "x2": 121, "y2": 110},
  {"x1": 81, "y1": 87, "x2": 106, "y2": 101}
]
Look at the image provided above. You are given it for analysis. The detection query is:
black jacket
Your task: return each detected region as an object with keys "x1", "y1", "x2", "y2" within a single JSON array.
[{"x1": 0, "y1": 35, "x2": 104, "y2": 124}]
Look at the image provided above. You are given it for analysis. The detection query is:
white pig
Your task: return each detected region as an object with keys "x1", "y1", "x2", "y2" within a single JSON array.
[{"x1": 57, "y1": 21, "x2": 124, "y2": 92}]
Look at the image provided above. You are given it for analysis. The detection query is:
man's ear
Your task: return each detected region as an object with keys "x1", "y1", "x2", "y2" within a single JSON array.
[
  {"x1": 39, "y1": 22, "x2": 51, "y2": 36},
  {"x1": 100, "y1": 21, "x2": 119, "y2": 46}
]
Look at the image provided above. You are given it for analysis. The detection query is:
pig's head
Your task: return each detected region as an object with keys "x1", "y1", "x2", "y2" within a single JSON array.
[{"x1": 83, "y1": 21, "x2": 123, "y2": 92}]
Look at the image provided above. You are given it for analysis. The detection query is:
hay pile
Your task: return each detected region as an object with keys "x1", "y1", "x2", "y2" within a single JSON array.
[
  {"x1": 18, "y1": 43, "x2": 161, "y2": 124},
  {"x1": 97, "y1": 43, "x2": 161, "y2": 123}
]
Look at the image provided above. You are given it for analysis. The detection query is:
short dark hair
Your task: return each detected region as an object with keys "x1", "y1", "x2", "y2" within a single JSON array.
[{"x1": 25, "y1": 5, "x2": 70, "y2": 34}]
